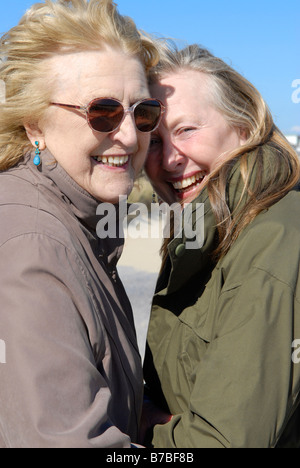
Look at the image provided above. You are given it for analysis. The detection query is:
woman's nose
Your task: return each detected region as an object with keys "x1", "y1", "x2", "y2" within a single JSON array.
[
  {"x1": 162, "y1": 140, "x2": 186, "y2": 172},
  {"x1": 111, "y1": 113, "x2": 139, "y2": 149}
]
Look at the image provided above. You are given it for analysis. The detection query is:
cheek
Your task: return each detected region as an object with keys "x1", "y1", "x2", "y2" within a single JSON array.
[
  {"x1": 144, "y1": 152, "x2": 161, "y2": 182},
  {"x1": 185, "y1": 129, "x2": 239, "y2": 170},
  {"x1": 46, "y1": 127, "x2": 106, "y2": 164},
  {"x1": 133, "y1": 135, "x2": 151, "y2": 172},
  {"x1": 41, "y1": 109, "x2": 104, "y2": 156},
  {"x1": 214, "y1": 125, "x2": 242, "y2": 154}
]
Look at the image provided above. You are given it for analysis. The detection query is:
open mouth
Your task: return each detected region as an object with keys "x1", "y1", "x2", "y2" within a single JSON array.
[
  {"x1": 92, "y1": 155, "x2": 129, "y2": 168},
  {"x1": 171, "y1": 171, "x2": 206, "y2": 195}
]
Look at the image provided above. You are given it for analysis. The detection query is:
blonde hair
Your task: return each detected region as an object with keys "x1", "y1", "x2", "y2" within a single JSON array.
[
  {"x1": 0, "y1": 0, "x2": 160, "y2": 170},
  {"x1": 151, "y1": 44, "x2": 300, "y2": 260}
]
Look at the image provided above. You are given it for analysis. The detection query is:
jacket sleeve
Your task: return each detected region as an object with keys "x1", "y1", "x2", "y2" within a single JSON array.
[
  {"x1": 152, "y1": 267, "x2": 300, "y2": 448},
  {"x1": 0, "y1": 233, "x2": 131, "y2": 448}
]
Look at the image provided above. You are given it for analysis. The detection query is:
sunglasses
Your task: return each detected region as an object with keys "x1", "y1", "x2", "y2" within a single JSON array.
[{"x1": 51, "y1": 97, "x2": 165, "y2": 134}]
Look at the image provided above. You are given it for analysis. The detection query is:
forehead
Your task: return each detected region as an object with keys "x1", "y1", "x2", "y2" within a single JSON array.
[
  {"x1": 150, "y1": 70, "x2": 213, "y2": 128},
  {"x1": 150, "y1": 70, "x2": 211, "y2": 105},
  {"x1": 47, "y1": 48, "x2": 149, "y2": 102}
]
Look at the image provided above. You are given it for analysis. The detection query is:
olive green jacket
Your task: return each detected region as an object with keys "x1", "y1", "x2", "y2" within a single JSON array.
[{"x1": 144, "y1": 146, "x2": 300, "y2": 448}]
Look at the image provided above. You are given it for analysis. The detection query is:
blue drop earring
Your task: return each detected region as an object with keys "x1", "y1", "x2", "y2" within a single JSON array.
[{"x1": 33, "y1": 141, "x2": 41, "y2": 167}]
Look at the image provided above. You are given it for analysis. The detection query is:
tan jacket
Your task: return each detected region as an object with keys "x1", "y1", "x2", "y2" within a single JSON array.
[{"x1": 0, "y1": 151, "x2": 143, "y2": 448}]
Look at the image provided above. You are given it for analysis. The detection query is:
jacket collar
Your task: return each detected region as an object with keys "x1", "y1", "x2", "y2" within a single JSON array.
[
  {"x1": 35, "y1": 149, "x2": 100, "y2": 232},
  {"x1": 27, "y1": 149, "x2": 124, "y2": 268},
  {"x1": 159, "y1": 189, "x2": 217, "y2": 295}
]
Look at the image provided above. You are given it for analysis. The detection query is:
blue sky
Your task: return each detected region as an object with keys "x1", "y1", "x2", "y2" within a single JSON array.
[{"x1": 1, "y1": 0, "x2": 299, "y2": 134}]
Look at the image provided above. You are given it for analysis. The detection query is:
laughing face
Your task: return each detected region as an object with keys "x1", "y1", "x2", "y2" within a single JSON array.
[
  {"x1": 26, "y1": 47, "x2": 151, "y2": 203},
  {"x1": 146, "y1": 70, "x2": 245, "y2": 204}
]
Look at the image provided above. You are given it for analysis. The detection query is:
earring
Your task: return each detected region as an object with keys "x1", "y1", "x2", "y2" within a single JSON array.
[
  {"x1": 33, "y1": 141, "x2": 41, "y2": 167},
  {"x1": 152, "y1": 191, "x2": 157, "y2": 204}
]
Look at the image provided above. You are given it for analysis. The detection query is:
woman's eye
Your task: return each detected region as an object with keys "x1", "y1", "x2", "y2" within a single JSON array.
[
  {"x1": 149, "y1": 136, "x2": 162, "y2": 148},
  {"x1": 173, "y1": 127, "x2": 195, "y2": 139},
  {"x1": 180, "y1": 127, "x2": 195, "y2": 134}
]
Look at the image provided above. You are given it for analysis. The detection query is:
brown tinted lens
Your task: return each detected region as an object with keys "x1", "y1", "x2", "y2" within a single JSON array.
[
  {"x1": 88, "y1": 99, "x2": 124, "y2": 132},
  {"x1": 134, "y1": 100, "x2": 162, "y2": 132}
]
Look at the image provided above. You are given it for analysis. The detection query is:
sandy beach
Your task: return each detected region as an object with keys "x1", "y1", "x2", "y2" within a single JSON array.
[{"x1": 118, "y1": 215, "x2": 163, "y2": 359}]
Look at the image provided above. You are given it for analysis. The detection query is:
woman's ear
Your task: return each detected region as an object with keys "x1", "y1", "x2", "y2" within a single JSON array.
[{"x1": 24, "y1": 121, "x2": 46, "y2": 150}]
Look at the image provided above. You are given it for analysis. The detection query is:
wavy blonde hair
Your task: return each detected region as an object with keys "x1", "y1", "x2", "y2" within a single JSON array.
[
  {"x1": 0, "y1": 0, "x2": 160, "y2": 170},
  {"x1": 150, "y1": 44, "x2": 300, "y2": 260}
]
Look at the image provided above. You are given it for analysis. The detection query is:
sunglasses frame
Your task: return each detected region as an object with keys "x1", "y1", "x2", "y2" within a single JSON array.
[{"x1": 50, "y1": 97, "x2": 165, "y2": 134}]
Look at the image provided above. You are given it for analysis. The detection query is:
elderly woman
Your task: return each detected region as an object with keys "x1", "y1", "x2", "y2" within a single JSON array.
[
  {"x1": 143, "y1": 44, "x2": 300, "y2": 448},
  {"x1": 0, "y1": 0, "x2": 164, "y2": 448}
]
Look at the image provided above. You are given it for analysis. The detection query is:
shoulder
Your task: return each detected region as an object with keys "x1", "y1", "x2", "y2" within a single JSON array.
[
  {"x1": 220, "y1": 189, "x2": 300, "y2": 290},
  {"x1": 0, "y1": 169, "x2": 75, "y2": 249}
]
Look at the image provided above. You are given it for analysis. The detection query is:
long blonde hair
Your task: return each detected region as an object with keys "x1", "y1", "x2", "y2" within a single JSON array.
[
  {"x1": 0, "y1": 0, "x2": 160, "y2": 170},
  {"x1": 150, "y1": 44, "x2": 300, "y2": 261}
]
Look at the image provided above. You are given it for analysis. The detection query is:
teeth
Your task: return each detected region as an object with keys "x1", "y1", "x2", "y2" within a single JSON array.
[
  {"x1": 93, "y1": 155, "x2": 129, "y2": 167},
  {"x1": 172, "y1": 172, "x2": 206, "y2": 192}
]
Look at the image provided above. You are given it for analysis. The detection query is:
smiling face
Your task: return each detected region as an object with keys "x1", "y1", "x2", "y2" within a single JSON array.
[
  {"x1": 146, "y1": 70, "x2": 245, "y2": 204},
  {"x1": 26, "y1": 47, "x2": 151, "y2": 203}
]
